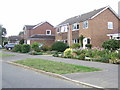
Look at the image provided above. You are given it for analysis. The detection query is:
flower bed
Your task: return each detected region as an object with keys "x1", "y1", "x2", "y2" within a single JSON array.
[{"x1": 53, "y1": 48, "x2": 120, "y2": 64}]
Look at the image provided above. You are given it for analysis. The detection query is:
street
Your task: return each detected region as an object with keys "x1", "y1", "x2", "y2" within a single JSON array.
[{"x1": 2, "y1": 62, "x2": 89, "y2": 88}]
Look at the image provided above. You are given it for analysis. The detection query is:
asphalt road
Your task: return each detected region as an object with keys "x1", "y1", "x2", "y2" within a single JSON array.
[{"x1": 2, "y1": 62, "x2": 89, "y2": 88}]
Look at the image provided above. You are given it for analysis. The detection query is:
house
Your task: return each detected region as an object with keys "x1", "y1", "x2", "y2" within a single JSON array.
[
  {"x1": 23, "y1": 21, "x2": 55, "y2": 46},
  {"x1": 8, "y1": 36, "x2": 22, "y2": 44},
  {"x1": 55, "y1": 6, "x2": 120, "y2": 48},
  {"x1": 18, "y1": 31, "x2": 24, "y2": 39}
]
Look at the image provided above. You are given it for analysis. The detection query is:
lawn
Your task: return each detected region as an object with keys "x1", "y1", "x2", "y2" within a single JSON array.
[
  {"x1": 14, "y1": 58, "x2": 102, "y2": 74},
  {"x1": 0, "y1": 53, "x2": 15, "y2": 57}
]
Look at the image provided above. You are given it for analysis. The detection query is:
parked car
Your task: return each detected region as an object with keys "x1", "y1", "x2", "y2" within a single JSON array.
[
  {"x1": 4, "y1": 43, "x2": 16, "y2": 50},
  {"x1": 0, "y1": 45, "x2": 2, "y2": 49}
]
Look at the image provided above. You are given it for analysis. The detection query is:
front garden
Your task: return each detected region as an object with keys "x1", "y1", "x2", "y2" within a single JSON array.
[{"x1": 7, "y1": 39, "x2": 120, "y2": 64}]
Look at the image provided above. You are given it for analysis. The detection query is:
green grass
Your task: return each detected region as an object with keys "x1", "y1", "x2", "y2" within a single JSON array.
[
  {"x1": 0, "y1": 53, "x2": 15, "y2": 57},
  {"x1": 14, "y1": 58, "x2": 102, "y2": 74}
]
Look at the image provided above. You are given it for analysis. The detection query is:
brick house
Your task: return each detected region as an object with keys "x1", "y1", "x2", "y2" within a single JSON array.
[
  {"x1": 23, "y1": 21, "x2": 55, "y2": 46},
  {"x1": 55, "y1": 6, "x2": 120, "y2": 48}
]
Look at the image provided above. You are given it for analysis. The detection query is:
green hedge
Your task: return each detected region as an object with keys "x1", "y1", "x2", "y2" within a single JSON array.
[
  {"x1": 13, "y1": 44, "x2": 22, "y2": 52},
  {"x1": 52, "y1": 41, "x2": 68, "y2": 52},
  {"x1": 21, "y1": 44, "x2": 31, "y2": 53}
]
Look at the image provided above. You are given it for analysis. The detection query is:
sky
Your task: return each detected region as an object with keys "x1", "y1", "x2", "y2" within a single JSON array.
[{"x1": 0, "y1": 0, "x2": 119, "y2": 36}]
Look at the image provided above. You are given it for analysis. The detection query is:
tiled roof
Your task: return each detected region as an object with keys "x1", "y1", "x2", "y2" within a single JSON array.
[
  {"x1": 23, "y1": 21, "x2": 54, "y2": 30},
  {"x1": 57, "y1": 6, "x2": 107, "y2": 26},
  {"x1": 29, "y1": 34, "x2": 55, "y2": 40}
]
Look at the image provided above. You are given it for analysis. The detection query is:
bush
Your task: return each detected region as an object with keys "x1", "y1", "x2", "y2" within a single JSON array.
[
  {"x1": 102, "y1": 39, "x2": 120, "y2": 51},
  {"x1": 21, "y1": 44, "x2": 31, "y2": 53},
  {"x1": 64, "y1": 48, "x2": 73, "y2": 58},
  {"x1": 71, "y1": 43, "x2": 80, "y2": 49},
  {"x1": 78, "y1": 54, "x2": 85, "y2": 60},
  {"x1": 13, "y1": 44, "x2": 22, "y2": 52},
  {"x1": 94, "y1": 56, "x2": 109, "y2": 63},
  {"x1": 52, "y1": 41, "x2": 68, "y2": 52},
  {"x1": 41, "y1": 45, "x2": 51, "y2": 51},
  {"x1": 31, "y1": 42, "x2": 40, "y2": 51},
  {"x1": 85, "y1": 44, "x2": 92, "y2": 49},
  {"x1": 53, "y1": 52, "x2": 63, "y2": 57}
]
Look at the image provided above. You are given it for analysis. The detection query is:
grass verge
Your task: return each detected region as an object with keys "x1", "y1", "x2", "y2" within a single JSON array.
[
  {"x1": 0, "y1": 53, "x2": 15, "y2": 57},
  {"x1": 14, "y1": 58, "x2": 102, "y2": 74}
]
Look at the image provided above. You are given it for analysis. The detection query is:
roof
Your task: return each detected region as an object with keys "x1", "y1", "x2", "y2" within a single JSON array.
[
  {"x1": 23, "y1": 21, "x2": 54, "y2": 30},
  {"x1": 57, "y1": 6, "x2": 119, "y2": 26},
  {"x1": 23, "y1": 25, "x2": 36, "y2": 30},
  {"x1": 29, "y1": 34, "x2": 55, "y2": 40},
  {"x1": 8, "y1": 36, "x2": 21, "y2": 41}
]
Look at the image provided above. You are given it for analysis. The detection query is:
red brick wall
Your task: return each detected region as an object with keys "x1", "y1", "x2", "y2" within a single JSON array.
[
  {"x1": 30, "y1": 22, "x2": 55, "y2": 36},
  {"x1": 56, "y1": 8, "x2": 119, "y2": 47},
  {"x1": 30, "y1": 39, "x2": 55, "y2": 46}
]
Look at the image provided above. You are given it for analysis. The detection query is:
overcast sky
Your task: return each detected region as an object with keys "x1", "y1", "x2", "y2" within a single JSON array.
[{"x1": 0, "y1": 0, "x2": 119, "y2": 36}]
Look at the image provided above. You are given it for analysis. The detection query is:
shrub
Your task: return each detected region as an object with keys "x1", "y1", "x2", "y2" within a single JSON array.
[
  {"x1": 13, "y1": 44, "x2": 22, "y2": 52},
  {"x1": 53, "y1": 52, "x2": 62, "y2": 57},
  {"x1": 85, "y1": 49, "x2": 95, "y2": 58},
  {"x1": 21, "y1": 44, "x2": 31, "y2": 53},
  {"x1": 78, "y1": 54, "x2": 85, "y2": 60},
  {"x1": 75, "y1": 49, "x2": 86, "y2": 55},
  {"x1": 102, "y1": 39, "x2": 120, "y2": 51},
  {"x1": 94, "y1": 56, "x2": 109, "y2": 63},
  {"x1": 52, "y1": 41, "x2": 68, "y2": 52},
  {"x1": 41, "y1": 45, "x2": 51, "y2": 51},
  {"x1": 64, "y1": 48, "x2": 73, "y2": 58},
  {"x1": 31, "y1": 42, "x2": 40, "y2": 51},
  {"x1": 85, "y1": 44, "x2": 92, "y2": 49},
  {"x1": 71, "y1": 43, "x2": 80, "y2": 49}
]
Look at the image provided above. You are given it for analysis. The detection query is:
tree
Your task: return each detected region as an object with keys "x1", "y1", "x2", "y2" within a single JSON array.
[
  {"x1": 19, "y1": 39, "x2": 24, "y2": 44},
  {"x1": 0, "y1": 25, "x2": 7, "y2": 46},
  {"x1": 102, "y1": 39, "x2": 120, "y2": 51}
]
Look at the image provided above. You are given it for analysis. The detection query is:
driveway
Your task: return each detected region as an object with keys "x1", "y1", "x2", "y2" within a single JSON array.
[{"x1": 2, "y1": 51, "x2": 119, "y2": 88}]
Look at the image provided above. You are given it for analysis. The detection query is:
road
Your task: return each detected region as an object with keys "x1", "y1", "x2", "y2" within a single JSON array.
[{"x1": 2, "y1": 62, "x2": 89, "y2": 88}]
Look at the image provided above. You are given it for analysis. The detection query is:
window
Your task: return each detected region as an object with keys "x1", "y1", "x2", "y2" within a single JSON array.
[
  {"x1": 61, "y1": 25, "x2": 68, "y2": 32},
  {"x1": 73, "y1": 39, "x2": 79, "y2": 43},
  {"x1": 83, "y1": 21, "x2": 88, "y2": 29},
  {"x1": 46, "y1": 30, "x2": 51, "y2": 35},
  {"x1": 108, "y1": 22, "x2": 113, "y2": 29},
  {"x1": 63, "y1": 40, "x2": 67, "y2": 43},
  {"x1": 72, "y1": 23, "x2": 79, "y2": 30},
  {"x1": 57, "y1": 27, "x2": 60, "y2": 33}
]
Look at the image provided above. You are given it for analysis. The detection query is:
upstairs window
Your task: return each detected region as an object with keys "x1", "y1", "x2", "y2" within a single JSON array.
[
  {"x1": 108, "y1": 22, "x2": 113, "y2": 29},
  {"x1": 46, "y1": 30, "x2": 51, "y2": 35},
  {"x1": 83, "y1": 21, "x2": 88, "y2": 29},
  {"x1": 57, "y1": 27, "x2": 61, "y2": 33},
  {"x1": 61, "y1": 25, "x2": 68, "y2": 32},
  {"x1": 72, "y1": 23, "x2": 79, "y2": 30}
]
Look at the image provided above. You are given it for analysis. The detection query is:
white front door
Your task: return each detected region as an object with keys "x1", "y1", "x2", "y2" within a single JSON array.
[{"x1": 27, "y1": 40, "x2": 30, "y2": 44}]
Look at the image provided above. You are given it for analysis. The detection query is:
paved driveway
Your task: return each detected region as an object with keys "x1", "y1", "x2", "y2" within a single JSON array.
[{"x1": 2, "y1": 51, "x2": 119, "y2": 88}]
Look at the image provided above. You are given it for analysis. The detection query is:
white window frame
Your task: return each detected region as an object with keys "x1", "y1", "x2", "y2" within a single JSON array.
[
  {"x1": 61, "y1": 25, "x2": 68, "y2": 32},
  {"x1": 108, "y1": 22, "x2": 113, "y2": 29},
  {"x1": 72, "y1": 23, "x2": 79, "y2": 31},
  {"x1": 73, "y1": 39, "x2": 79, "y2": 43},
  {"x1": 46, "y1": 30, "x2": 51, "y2": 35},
  {"x1": 83, "y1": 21, "x2": 88, "y2": 29}
]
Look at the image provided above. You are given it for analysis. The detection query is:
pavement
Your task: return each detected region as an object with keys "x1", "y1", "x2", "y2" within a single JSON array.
[{"x1": 1, "y1": 50, "x2": 119, "y2": 89}]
